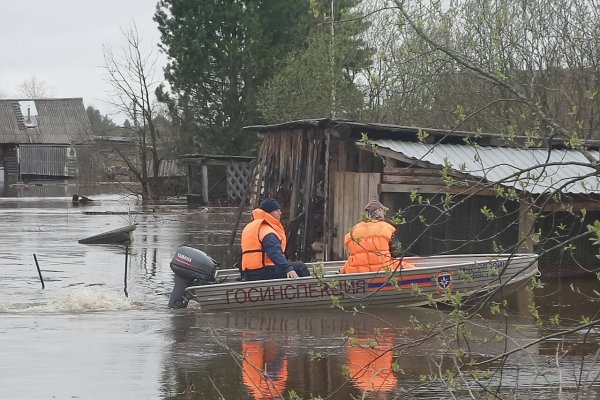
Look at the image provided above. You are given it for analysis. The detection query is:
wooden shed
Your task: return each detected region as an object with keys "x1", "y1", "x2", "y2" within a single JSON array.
[
  {"x1": 180, "y1": 154, "x2": 255, "y2": 205},
  {"x1": 243, "y1": 119, "x2": 600, "y2": 277},
  {"x1": 0, "y1": 98, "x2": 93, "y2": 182}
]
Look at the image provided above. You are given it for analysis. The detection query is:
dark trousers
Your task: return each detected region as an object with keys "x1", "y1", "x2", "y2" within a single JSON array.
[{"x1": 245, "y1": 261, "x2": 310, "y2": 281}]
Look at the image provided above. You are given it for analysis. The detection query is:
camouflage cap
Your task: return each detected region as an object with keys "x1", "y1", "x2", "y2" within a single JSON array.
[{"x1": 364, "y1": 199, "x2": 389, "y2": 212}]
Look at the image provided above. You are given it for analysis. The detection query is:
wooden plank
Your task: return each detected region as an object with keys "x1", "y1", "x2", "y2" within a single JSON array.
[
  {"x1": 343, "y1": 172, "x2": 355, "y2": 258},
  {"x1": 361, "y1": 145, "x2": 437, "y2": 169},
  {"x1": 323, "y1": 129, "x2": 331, "y2": 261},
  {"x1": 331, "y1": 172, "x2": 385, "y2": 259},
  {"x1": 339, "y1": 173, "x2": 346, "y2": 259},
  {"x1": 368, "y1": 145, "x2": 476, "y2": 179},
  {"x1": 382, "y1": 175, "x2": 445, "y2": 184},
  {"x1": 370, "y1": 172, "x2": 380, "y2": 199},
  {"x1": 201, "y1": 163, "x2": 209, "y2": 204},
  {"x1": 380, "y1": 183, "x2": 498, "y2": 196},
  {"x1": 186, "y1": 164, "x2": 193, "y2": 194},
  {"x1": 357, "y1": 172, "x2": 366, "y2": 219},
  {"x1": 332, "y1": 172, "x2": 343, "y2": 259},
  {"x1": 383, "y1": 166, "x2": 443, "y2": 176}
]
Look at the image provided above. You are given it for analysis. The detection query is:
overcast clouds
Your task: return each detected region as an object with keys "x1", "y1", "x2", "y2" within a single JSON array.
[{"x1": 0, "y1": 0, "x2": 167, "y2": 122}]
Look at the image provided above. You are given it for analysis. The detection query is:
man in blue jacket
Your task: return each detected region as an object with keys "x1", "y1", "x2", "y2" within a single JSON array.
[{"x1": 241, "y1": 198, "x2": 310, "y2": 281}]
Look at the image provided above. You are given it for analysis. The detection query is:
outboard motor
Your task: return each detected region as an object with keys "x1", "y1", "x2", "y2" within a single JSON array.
[{"x1": 168, "y1": 246, "x2": 218, "y2": 309}]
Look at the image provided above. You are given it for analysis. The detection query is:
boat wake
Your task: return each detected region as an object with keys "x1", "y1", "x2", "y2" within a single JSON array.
[{"x1": 2, "y1": 287, "x2": 136, "y2": 313}]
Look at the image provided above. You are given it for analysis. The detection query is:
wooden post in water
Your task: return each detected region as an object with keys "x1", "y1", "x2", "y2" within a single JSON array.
[
  {"x1": 123, "y1": 244, "x2": 129, "y2": 297},
  {"x1": 33, "y1": 254, "x2": 45, "y2": 289}
]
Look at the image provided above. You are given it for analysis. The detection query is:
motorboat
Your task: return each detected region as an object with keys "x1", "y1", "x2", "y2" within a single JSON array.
[{"x1": 167, "y1": 246, "x2": 539, "y2": 311}]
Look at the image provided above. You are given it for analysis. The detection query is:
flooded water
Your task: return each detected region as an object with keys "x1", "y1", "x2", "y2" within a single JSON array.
[{"x1": 1, "y1": 186, "x2": 599, "y2": 399}]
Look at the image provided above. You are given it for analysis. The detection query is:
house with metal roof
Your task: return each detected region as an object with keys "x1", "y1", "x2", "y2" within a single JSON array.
[
  {"x1": 0, "y1": 98, "x2": 93, "y2": 182},
  {"x1": 243, "y1": 118, "x2": 600, "y2": 277}
]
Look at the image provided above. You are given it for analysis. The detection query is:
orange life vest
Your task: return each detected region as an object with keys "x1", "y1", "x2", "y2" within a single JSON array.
[
  {"x1": 241, "y1": 208, "x2": 287, "y2": 271},
  {"x1": 242, "y1": 339, "x2": 288, "y2": 399},
  {"x1": 341, "y1": 220, "x2": 414, "y2": 273}
]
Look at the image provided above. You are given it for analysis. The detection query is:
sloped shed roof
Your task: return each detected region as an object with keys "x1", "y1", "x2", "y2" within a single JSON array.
[
  {"x1": 244, "y1": 118, "x2": 600, "y2": 195},
  {"x1": 243, "y1": 118, "x2": 548, "y2": 146},
  {"x1": 0, "y1": 98, "x2": 93, "y2": 145},
  {"x1": 372, "y1": 139, "x2": 600, "y2": 195}
]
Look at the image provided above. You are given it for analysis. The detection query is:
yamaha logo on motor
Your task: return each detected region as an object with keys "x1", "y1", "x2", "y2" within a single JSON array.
[{"x1": 177, "y1": 253, "x2": 192, "y2": 263}]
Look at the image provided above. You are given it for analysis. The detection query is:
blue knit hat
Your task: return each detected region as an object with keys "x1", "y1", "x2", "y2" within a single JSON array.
[{"x1": 259, "y1": 198, "x2": 281, "y2": 213}]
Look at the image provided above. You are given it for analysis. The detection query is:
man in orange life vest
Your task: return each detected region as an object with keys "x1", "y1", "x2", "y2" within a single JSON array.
[
  {"x1": 241, "y1": 198, "x2": 310, "y2": 281},
  {"x1": 341, "y1": 199, "x2": 415, "y2": 274}
]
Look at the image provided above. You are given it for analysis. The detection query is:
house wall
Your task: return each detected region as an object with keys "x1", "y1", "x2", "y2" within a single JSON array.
[
  {"x1": 1, "y1": 146, "x2": 18, "y2": 183},
  {"x1": 0, "y1": 99, "x2": 94, "y2": 181},
  {"x1": 18, "y1": 145, "x2": 76, "y2": 177}
]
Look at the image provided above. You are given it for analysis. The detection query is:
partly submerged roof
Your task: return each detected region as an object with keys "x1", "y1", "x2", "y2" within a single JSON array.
[{"x1": 372, "y1": 139, "x2": 600, "y2": 195}]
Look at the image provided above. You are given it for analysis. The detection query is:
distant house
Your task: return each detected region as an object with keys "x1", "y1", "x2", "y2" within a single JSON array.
[
  {"x1": 0, "y1": 98, "x2": 93, "y2": 182},
  {"x1": 91, "y1": 134, "x2": 136, "y2": 181},
  {"x1": 243, "y1": 118, "x2": 600, "y2": 277}
]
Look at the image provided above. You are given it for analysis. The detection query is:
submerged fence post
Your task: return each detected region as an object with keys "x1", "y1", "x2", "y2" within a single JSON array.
[
  {"x1": 123, "y1": 244, "x2": 129, "y2": 298},
  {"x1": 33, "y1": 254, "x2": 45, "y2": 289}
]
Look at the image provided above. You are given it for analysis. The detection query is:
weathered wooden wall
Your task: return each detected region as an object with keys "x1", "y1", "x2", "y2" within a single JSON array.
[
  {"x1": 331, "y1": 172, "x2": 380, "y2": 260},
  {"x1": 255, "y1": 128, "x2": 325, "y2": 261}
]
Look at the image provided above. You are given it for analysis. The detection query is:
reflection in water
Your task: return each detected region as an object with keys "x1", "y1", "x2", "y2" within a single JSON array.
[
  {"x1": 166, "y1": 304, "x2": 600, "y2": 399},
  {"x1": 242, "y1": 333, "x2": 289, "y2": 399},
  {"x1": 346, "y1": 334, "x2": 397, "y2": 396},
  {"x1": 1, "y1": 190, "x2": 599, "y2": 400},
  {"x1": 138, "y1": 248, "x2": 159, "y2": 278},
  {"x1": 165, "y1": 310, "x2": 389, "y2": 399}
]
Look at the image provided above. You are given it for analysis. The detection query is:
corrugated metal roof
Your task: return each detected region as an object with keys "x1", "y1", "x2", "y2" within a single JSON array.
[
  {"x1": 0, "y1": 98, "x2": 93, "y2": 145},
  {"x1": 372, "y1": 139, "x2": 600, "y2": 195}
]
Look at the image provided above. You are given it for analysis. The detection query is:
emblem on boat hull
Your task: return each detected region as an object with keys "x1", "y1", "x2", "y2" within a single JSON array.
[{"x1": 435, "y1": 270, "x2": 453, "y2": 292}]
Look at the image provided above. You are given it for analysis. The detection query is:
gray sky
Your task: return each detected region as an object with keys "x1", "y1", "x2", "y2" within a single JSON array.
[{"x1": 0, "y1": 0, "x2": 167, "y2": 123}]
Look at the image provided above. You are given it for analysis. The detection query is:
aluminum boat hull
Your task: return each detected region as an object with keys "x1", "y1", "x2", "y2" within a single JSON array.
[{"x1": 184, "y1": 253, "x2": 539, "y2": 310}]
